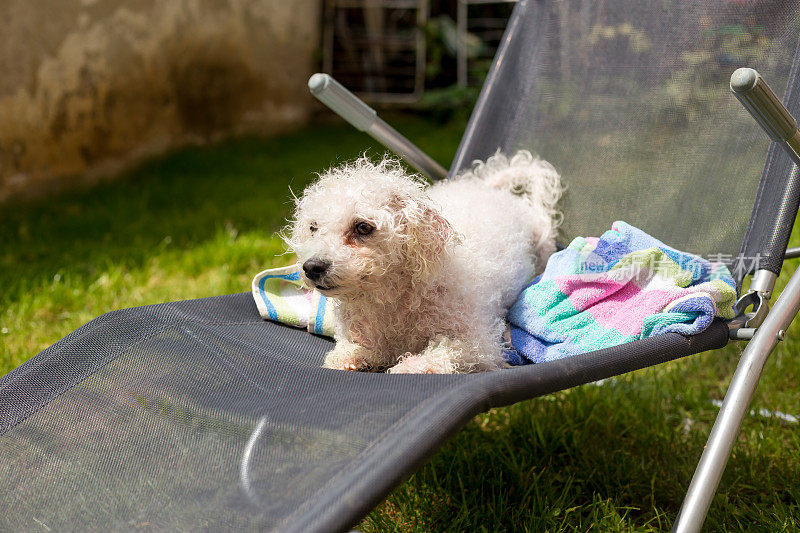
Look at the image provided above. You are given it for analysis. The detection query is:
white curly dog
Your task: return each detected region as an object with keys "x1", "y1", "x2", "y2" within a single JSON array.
[{"x1": 286, "y1": 150, "x2": 563, "y2": 374}]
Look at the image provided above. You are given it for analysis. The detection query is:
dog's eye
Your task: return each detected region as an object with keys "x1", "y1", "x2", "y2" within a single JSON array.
[
  {"x1": 309, "y1": 222, "x2": 318, "y2": 233},
  {"x1": 354, "y1": 222, "x2": 374, "y2": 236}
]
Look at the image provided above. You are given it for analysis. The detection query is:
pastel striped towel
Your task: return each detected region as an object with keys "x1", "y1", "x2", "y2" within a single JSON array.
[
  {"x1": 507, "y1": 221, "x2": 737, "y2": 364},
  {"x1": 252, "y1": 265, "x2": 335, "y2": 337}
]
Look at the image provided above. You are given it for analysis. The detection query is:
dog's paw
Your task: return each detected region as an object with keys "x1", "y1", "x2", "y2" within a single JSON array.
[
  {"x1": 342, "y1": 360, "x2": 371, "y2": 372},
  {"x1": 388, "y1": 353, "x2": 451, "y2": 374},
  {"x1": 323, "y1": 355, "x2": 371, "y2": 372},
  {"x1": 323, "y1": 342, "x2": 378, "y2": 372}
]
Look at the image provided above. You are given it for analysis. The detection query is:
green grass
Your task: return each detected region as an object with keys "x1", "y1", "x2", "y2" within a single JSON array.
[
  {"x1": 0, "y1": 114, "x2": 463, "y2": 370},
  {"x1": 2, "y1": 113, "x2": 800, "y2": 531}
]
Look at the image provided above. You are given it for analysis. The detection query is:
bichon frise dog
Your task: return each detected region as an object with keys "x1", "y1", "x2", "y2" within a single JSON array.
[{"x1": 286, "y1": 150, "x2": 563, "y2": 374}]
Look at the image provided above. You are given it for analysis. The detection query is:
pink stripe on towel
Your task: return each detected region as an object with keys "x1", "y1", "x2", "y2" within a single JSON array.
[
  {"x1": 585, "y1": 287, "x2": 695, "y2": 336},
  {"x1": 555, "y1": 276, "x2": 628, "y2": 311}
]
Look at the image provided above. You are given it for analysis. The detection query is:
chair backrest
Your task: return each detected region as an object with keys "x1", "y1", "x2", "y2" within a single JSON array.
[{"x1": 452, "y1": 0, "x2": 800, "y2": 283}]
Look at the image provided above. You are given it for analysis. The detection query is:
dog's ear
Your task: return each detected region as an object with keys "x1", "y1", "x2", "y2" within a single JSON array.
[{"x1": 391, "y1": 194, "x2": 457, "y2": 282}]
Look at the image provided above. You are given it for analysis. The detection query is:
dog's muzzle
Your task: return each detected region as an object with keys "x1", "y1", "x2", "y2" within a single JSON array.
[{"x1": 302, "y1": 258, "x2": 331, "y2": 283}]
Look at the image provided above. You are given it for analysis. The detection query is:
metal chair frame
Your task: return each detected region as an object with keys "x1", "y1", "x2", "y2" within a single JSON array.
[{"x1": 310, "y1": 62, "x2": 800, "y2": 532}]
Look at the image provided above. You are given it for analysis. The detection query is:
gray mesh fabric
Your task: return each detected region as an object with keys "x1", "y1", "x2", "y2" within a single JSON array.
[
  {"x1": 0, "y1": 294, "x2": 460, "y2": 530},
  {"x1": 453, "y1": 0, "x2": 800, "y2": 268},
  {"x1": 0, "y1": 294, "x2": 728, "y2": 531}
]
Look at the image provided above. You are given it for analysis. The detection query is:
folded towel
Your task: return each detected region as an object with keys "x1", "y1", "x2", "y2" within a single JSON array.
[
  {"x1": 507, "y1": 221, "x2": 737, "y2": 364},
  {"x1": 251, "y1": 265, "x2": 335, "y2": 337}
]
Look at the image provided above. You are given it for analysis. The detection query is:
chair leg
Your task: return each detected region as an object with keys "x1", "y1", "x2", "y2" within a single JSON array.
[{"x1": 673, "y1": 266, "x2": 800, "y2": 532}]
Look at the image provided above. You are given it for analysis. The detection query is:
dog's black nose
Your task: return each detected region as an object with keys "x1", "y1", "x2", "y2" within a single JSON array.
[{"x1": 302, "y1": 258, "x2": 330, "y2": 281}]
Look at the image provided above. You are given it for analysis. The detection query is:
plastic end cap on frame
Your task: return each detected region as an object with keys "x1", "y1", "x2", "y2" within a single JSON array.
[
  {"x1": 307, "y1": 73, "x2": 377, "y2": 132},
  {"x1": 730, "y1": 67, "x2": 798, "y2": 142},
  {"x1": 730, "y1": 67, "x2": 759, "y2": 94}
]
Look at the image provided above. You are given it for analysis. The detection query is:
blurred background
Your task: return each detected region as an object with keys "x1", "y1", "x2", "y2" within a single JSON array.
[{"x1": 0, "y1": 0, "x2": 517, "y2": 203}]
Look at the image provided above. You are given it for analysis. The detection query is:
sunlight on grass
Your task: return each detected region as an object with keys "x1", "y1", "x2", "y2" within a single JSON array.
[
  {"x1": 0, "y1": 114, "x2": 465, "y2": 375},
  {"x1": 1, "y1": 229, "x2": 286, "y2": 370}
]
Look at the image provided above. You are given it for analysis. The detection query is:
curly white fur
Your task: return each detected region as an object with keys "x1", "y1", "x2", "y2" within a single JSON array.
[{"x1": 285, "y1": 150, "x2": 564, "y2": 374}]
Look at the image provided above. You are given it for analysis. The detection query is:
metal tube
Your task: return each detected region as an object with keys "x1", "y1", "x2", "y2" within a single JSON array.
[
  {"x1": 785, "y1": 246, "x2": 800, "y2": 259},
  {"x1": 309, "y1": 73, "x2": 378, "y2": 132},
  {"x1": 308, "y1": 73, "x2": 448, "y2": 180},
  {"x1": 788, "y1": 129, "x2": 800, "y2": 165},
  {"x1": 673, "y1": 265, "x2": 800, "y2": 532},
  {"x1": 366, "y1": 118, "x2": 448, "y2": 179},
  {"x1": 731, "y1": 68, "x2": 800, "y2": 166},
  {"x1": 748, "y1": 269, "x2": 777, "y2": 299}
]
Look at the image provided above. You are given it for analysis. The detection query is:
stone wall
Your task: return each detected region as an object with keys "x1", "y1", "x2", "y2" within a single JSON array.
[{"x1": 0, "y1": 0, "x2": 321, "y2": 202}]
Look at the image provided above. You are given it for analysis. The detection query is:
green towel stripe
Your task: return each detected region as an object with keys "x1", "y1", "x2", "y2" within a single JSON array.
[
  {"x1": 608, "y1": 248, "x2": 693, "y2": 287},
  {"x1": 523, "y1": 280, "x2": 636, "y2": 351}
]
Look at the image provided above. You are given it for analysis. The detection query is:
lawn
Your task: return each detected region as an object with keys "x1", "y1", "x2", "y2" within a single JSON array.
[{"x1": 2, "y1": 113, "x2": 799, "y2": 531}]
